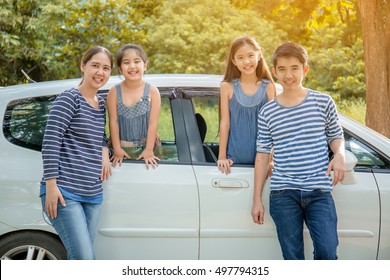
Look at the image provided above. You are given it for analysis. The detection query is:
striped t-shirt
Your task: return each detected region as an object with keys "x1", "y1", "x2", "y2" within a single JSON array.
[
  {"x1": 41, "y1": 88, "x2": 107, "y2": 201},
  {"x1": 256, "y1": 89, "x2": 344, "y2": 191}
]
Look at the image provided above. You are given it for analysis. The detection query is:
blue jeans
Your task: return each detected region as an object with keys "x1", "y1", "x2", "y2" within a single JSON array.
[
  {"x1": 41, "y1": 195, "x2": 101, "y2": 260},
  {"x1": 270, "y1": 189, "x2": 338, "y2": 260}
]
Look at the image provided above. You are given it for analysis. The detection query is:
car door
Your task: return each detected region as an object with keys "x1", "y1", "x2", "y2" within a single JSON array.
[
  {"x1": 314, "y1": 137, "x2": 380, "y2": 260},
  {"x1": 189, "y1": 93, "x2": 383, "y2": 260},
  {"x1": 94, "y1": 90, "x2": 200, "y2": 260},
  {"x1": 188, "y1": 92, "x2": 281, "y2": 260},
  {"x1": 330, "y1": 129, "x2": 390, "y2": 260}
]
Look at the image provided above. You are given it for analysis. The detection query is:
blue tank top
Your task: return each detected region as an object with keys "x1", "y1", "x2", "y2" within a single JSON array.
[
  {"x1": 227, "y1": 78, "x2": 270, "y2": 164},
  {"x1": 116, "y1": 83, "x2": 150, "y2": 143}
]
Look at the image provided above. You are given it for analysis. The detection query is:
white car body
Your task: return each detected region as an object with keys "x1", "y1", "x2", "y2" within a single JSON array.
[{"x1": 0, "y1": 74, "x2": 389, "y2": 260}]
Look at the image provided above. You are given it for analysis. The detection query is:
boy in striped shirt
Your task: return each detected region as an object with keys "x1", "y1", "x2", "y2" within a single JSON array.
[{"x1": 251, "y1": 42, "x2": 346, "y2": 260}]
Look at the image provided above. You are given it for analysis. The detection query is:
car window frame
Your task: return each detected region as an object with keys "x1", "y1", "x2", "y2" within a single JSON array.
[
  {"x1": 343, "y1": 128, "x2": 390, "y2": 171},
  {"x1": 2, "y1": 88, "x2": 191, "y2": 165}
]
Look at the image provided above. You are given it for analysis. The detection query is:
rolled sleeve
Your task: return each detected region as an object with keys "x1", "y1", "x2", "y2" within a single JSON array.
[{"x1": 256, "y1": 110, "x2": 272, "y2": 154}]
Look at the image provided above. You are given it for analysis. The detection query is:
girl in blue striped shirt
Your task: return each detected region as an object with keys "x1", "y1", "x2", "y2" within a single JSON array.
[{"x1": 40, "y1": 46, "x2": 113, "y2": 259}]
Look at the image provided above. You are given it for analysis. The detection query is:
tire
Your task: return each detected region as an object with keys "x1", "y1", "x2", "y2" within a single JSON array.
[{"x1": 0, "y1": 231, "x2": 67, "y2": 260}]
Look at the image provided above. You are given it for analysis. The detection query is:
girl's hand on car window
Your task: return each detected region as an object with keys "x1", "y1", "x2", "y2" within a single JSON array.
[
  {"x1": 110, "y1": 148, "x2": 130, "y2": 167},
  {"x1": 137, "y1": 149, "x2": 160, "y2": 170},
  {"x1": 217, "y1": 158, "x2": 234, "y2": 175}
]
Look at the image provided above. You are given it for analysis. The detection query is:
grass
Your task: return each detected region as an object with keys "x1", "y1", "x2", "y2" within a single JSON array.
[{"x1": 337, "y1": 97, "x2": 366, "y2": 125}]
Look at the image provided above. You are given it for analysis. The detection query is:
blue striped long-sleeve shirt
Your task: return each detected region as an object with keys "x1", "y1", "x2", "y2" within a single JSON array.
[
  {"x1": 256, "y1": 90, "x2": 344, "y2": 191},
  {"x1": 41, "y1": 88, "x2": 107, "y2": 200}
]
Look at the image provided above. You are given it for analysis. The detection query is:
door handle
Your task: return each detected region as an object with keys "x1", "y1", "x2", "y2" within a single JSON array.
[{"x1": 212, "y1": 178, "x2": 249, "y2": 188}]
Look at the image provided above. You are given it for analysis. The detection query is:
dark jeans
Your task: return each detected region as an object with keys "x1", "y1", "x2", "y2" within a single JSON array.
[{"x1": 270, "y1": 189, "x2": 338, "y2": 260}]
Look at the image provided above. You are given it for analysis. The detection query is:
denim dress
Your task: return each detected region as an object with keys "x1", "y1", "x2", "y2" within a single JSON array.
[
  {"x1": 227, "y1": 78, "x2": 270, "y2": 164},
  {"x1": 116, "y1": 83, "x2": 150, "y2": 145}
]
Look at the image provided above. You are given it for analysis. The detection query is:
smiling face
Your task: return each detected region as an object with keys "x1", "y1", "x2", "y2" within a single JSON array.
[
  {"x1": 80, "y1": 52, "x2": 112, "y2": 90},
  {"x1": 119, "y1": 49, "x2": 147, "y2": 81},
  {"x1": 232, "y1": 43, "x2": 261, "y2": 77},
  {"x1": 272, "y1": 56, "x2": 309, "y2": 91}
]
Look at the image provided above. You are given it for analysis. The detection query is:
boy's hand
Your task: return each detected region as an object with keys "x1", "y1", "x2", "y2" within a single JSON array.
[
  {"x1": 326, "y1": 152, "x2": 346, "y2": 185},
  {"x1": 251, "y1": 200, "x2": 265, "y2": 224}
]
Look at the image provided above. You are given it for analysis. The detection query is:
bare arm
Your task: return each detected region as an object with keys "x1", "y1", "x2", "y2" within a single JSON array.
[
  {"x1": 107, "y1": 86, "x2": 130, "y2": 167},
  {"x1": 217, "y1": 82, "x2": 233, "y2": 174},
  {"x1": 252, "y1": 153, "x2": 270, "y2": 224},
  {"x1": 137, "y1": 86, "x2": 161, "y2": 169}
]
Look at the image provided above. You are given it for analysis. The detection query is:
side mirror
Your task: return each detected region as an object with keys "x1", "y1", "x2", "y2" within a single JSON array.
[{"x1": 341, "y1": 150, "x2": 358, "y2": 185}]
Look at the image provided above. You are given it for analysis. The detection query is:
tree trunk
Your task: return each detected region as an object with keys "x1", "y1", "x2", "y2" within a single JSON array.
[{"x1": 358, "y1": 0, "x2": 390, "y2": 137}]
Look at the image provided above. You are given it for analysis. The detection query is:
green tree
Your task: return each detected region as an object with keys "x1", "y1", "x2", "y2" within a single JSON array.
[
  {"x1": 0, "y1": 0, "x2": 51, "y2": 85},
  {"x1": 244, "y1": 0, "x2": 322, "y2": 43},
  {"x1": 38, "y1": 0, "x2": 152, "y2": 79},
  {"x1": 36, "y1": 0, "x2": 164, "y2": 80},
  {"x1": 144, "y1": 0, "x2": 285, "y2": 74},
  {"x1": 310, "y1": 0, "x2": 390, "y2": 136},
  {"x1": 305, "y1": 6, "x2": 364, "y2": 100}
]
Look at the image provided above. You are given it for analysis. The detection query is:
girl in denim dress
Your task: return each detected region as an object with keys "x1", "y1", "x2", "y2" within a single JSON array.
[
  {"x1": 218, "y1": 36, "x2": 276, "y2": 174},
  {"x1": 107, "y1": 44, "x2": 161, "y2": 170}
]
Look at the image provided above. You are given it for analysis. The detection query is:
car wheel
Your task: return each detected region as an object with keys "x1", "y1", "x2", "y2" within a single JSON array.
[{"x1": 0, "y1": 231, "x2": 66, "y2": 260}]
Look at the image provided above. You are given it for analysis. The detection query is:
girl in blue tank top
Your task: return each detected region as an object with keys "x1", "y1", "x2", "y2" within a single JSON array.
[
  {"x1": 218, "y1": 36, "x2": 276, "y2": 174},
  {"x1": 107, "y1": 44, "x2": 161, "y2": 169}
]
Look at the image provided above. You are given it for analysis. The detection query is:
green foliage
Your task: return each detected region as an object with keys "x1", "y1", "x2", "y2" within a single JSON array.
[
  {"x1": 308, "y1": 0, "x2": 355, "y2": 29},
  {"x1": 246, "y1": 0, "x2": 322, "y2": 43},
  {"x1": 306, "y1": 37, "x2": 365, "y2": 99},
  {"x1": 305, "y1": 16, "x2": 365, "y2": 99},
  {"x1": 0, "y1": 0, "x2": 368, "y2": 128},
  {"x1": 38, "y1": 0, "x2": 154, "y2": 79},
  {"x1": 143, "y1": 0, "x2": 285, "y2": 74},
  {"x1": 0, "y1": 0, "x2": 50, "y2": 85},
  {"x1": 193, "y1": 97, "x2": 220, "y2": 143}
]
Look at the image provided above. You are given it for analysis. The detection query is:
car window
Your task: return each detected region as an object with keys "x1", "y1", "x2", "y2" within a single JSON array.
[
  {"x1": 344, "y1": 130, "x2": 390, "y2": 169},
  {"x1": 192, "y1": 95, "x2": 220, "y2": 162},
  {"x1": 192, "y1": 95, "x2": 219, "y2": 144},
  {"x1": 118, "y1": 95, "x2": 178, "y2": 162},
  {"x1": 3, "y1": 92, "x2": 179, "y2": 162},
  {"x1": 3, "y1": 95, "x2": 55, "y2": 151}
]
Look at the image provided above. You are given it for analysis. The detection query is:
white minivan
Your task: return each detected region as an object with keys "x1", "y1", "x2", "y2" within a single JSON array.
[{"x1": 1, "y1": 74, "x2": 389, "y2": 260}]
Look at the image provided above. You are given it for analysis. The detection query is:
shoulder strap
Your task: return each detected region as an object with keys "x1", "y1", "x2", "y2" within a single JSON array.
[
  {"x1": 115, "y1": 84, "x2": 123, "y2": 102},
  {"x1": 231, "y1": 79, "x2": 240, "y2": 96},
  {"x1": 231, "y1": 78, "x2": 240, "y2": 89},
  {"x1": 142, "y1": 82, "x2": 151, "y2": 98},
  {"x1": 260, "y1": 79, "x2": 270, "y2": 88}
]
